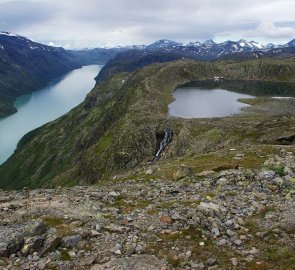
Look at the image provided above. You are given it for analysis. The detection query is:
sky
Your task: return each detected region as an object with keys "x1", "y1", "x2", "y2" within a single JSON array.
[{"x1": 0, "y1": 0, "x2": 295, "y2": 48}]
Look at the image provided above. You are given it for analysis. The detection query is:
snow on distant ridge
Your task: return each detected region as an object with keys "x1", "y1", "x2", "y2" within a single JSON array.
[{"x1": 0, "y1": 31, "x2": 18, "y2": 37}]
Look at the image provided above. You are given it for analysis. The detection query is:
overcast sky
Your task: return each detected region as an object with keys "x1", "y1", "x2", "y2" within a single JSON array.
[{"x1": 0, "y1": 0, "x2": 295, "y2": 48}]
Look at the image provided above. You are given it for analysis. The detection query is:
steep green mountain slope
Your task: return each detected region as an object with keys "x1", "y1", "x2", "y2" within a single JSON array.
[
  {"x1": 95, "y1": 49, "x2": 190, "y2": 83},
  {"x1": 1, "y1": 58, "x2": 295, "y2": 189}
]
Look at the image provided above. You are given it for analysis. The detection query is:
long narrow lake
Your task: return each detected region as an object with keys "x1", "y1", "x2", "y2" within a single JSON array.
[{"x1": 0, "y1": 65, "x2": 102, "y2": 164}]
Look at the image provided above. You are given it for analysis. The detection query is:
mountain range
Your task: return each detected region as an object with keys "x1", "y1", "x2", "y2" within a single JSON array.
[
  {"x1": 130, "y1": 38, "x2": 295, "y2": 61},
  {"x1": 1, "y1": 31, "x2": 295, "y2": 118}
]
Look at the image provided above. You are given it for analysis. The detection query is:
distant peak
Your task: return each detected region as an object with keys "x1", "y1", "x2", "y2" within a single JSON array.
[
  {"x1": 154, "y1": 39, "x2": 181, "y2": 44},
  {"x1": 203, "y1": 39, "x2": 216, "y2": 45},
  {"x1": 147, "y1": 39, "x2": 182, "y2": 49},
  {"x1": 187, "y1": 41, "x2": 201, "y2": 47},
  {"x1": 287, "y1": 38, "x2": 295, "y2": 46}
]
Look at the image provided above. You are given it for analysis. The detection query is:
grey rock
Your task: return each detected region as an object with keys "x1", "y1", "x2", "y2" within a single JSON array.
[
  {"x1": 258, "y1": 171, "x2": 275, "y2": 181},
  {"x1": 110, "y1": 243, "x2": 122, "y2": 254},
  {"x1": 61, "y1": 235, "x2": 82, "y2": 248},
  {"x1": 0, "y1": 233, "x2": 24, "y2": 257},
  {"x1": 68, "y1": 251, "x2": 76, "y2": 258},
  {"x1": 24, "y1": 221, "x2": 47, "y2": 237},
  {"x1": 217, "y1": 239, "x2": 227, "y2": 246},
  {"x1": 225, "y1": 220, "x2": 233, "y2": 226},
  {"x1": 211, "y1": 227, "x2": 220, "y2": 238},
  {"x1": 37, "y1": 261, "x2": 46, "y2": 270},
  {"x1": 230, "y1": 257, "x2": 238, "y2": 266},
  {"x1": 173, "y1": 165, "x2": 192, "y2": 181},
  {"x1": 205, "y1": 257, "x2": 217, "y2": 266},
  {"x1": 135, "y1": 245, "x2": 143, "y2": 254},
  {"x1": 234, "y1": 239, "x2": 242, "y2": 246},
  {"x1": 126, "y1": 244, "x2": 136, "y2": 256},
  {"x1": 39, "y1": 234, "x2": 61, "y2": 256},
  {"x1": 191, "y1": 262, "x2": 205, "y2": 269},
  {"x1": 249, "y1": 247, "x2": 259, "y2": 255},
  {"x1": 197, "y1": 202, "x2": 220, "y2": 214},
  {"x1": 273, "y1": 177, "x2": 284, "y2": 186},
  {"x1": 21, "y1": 236, "x2": 45, "y2": 256},
  {"x1": 217, "y1": 178, "x2": 228, "y2": 186}
]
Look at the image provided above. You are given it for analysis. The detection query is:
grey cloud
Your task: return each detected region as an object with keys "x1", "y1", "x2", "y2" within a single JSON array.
[
  {"x1": 0, "y1": 1, "x2": 56, "y2": 30},
  {"x1": 1, "y1": 0, "x2": 295, "y2": 48}
]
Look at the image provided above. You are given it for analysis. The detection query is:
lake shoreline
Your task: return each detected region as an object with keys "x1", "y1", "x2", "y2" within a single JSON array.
[{"x1": 0, "y1": 65, "x2": 102, "y2": 165}]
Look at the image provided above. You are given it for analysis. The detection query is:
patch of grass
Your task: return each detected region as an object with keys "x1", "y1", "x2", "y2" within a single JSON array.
[
  {"x1": 60, "y1": 250, "x2": 72, "y2": 261},
  {"x1": 225, "y1": 191, "x2": 237, "y2": 196},
  {"x1": 245, "y1": 218, "x2": 259, "y2": 233},
  {"x1": 108, "y1": 194, "x2": 151, "y2": 213},
  {"x1": 274, "y1": 166, "x2": 285, "y2": 176},
  {"x1": 257, "y1": 205, "x2": 276, "y2": 219},
  {"x1": 41, "y1": 216, "x2": 74, "y2": 237},
  {"x1": 135, "y1": 199, "x2": 151, "y2": 208},
  {"x1": 42, "y1": 216, "x2": 64, "y2": 227},
  {"x1": 44, "y1": 266, "x2": 58, "y2": 270},
  {"x1": 265, "y1": 246, "x2": 293, "y2": 262},
  {"x1": 95, "y1": 133, "x2": 113, "y2": 153},
  {"x1": 101, "y1": 213, "x2": 115, "y2": 219},
  {"x1": 283, "y1": 224, "x2": 295, "y2": 234}
]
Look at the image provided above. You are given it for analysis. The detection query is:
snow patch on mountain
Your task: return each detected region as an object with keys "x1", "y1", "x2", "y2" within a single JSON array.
[{"x1": 0, "y1": 31, "x2": 18, "y2": 37}]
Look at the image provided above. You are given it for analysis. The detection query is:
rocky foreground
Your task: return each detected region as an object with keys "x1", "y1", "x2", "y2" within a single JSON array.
[{"x1": 0, "y1": 149, "x2": 294, "y2": 270}]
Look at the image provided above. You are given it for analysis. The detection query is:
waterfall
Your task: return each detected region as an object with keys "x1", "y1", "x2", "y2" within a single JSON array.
[{"x1": 155, "y1": 128, "x2": 172, "y2": 159}]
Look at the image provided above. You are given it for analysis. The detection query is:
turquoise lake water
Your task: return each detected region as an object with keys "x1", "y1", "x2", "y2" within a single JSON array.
[{"x1": 0, "y1": 65, "x2": 102, "y2": 164}]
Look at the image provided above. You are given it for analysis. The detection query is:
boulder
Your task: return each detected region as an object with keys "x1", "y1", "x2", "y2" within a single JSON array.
[
  {"x1": 61, "y1": 235, "x2": 82, "y2": 248},
  {"x1": 0, "y1": 233, "x2": 24, "y2": 257},
  {"x1": 197, "y1": 202, "x2": 220, "y2": 214},
  {"x1": 39, "y1": 234, "x2": 61, "y2": 257},
  {"x1": 21, "y1": 236, "x2": 45, "y2": 256},
  {"x1": 173, "y1": 165, "x2": 192, "y2": 181}
]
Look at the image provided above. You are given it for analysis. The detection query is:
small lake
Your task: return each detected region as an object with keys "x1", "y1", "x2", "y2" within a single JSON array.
[
  {"x1": 169, "y1": 80, "x2": 295, "y2": 119},
  {"x1": 0, "y1": 65, "x2": 102, "y2": 164}
]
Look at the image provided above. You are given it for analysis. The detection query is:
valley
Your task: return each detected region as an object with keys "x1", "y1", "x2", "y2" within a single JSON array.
[
  {"x1": 0, "y1": 32, "x2": 295, "y2": 269},
  {"x1": 1, "y1": 58, "x2": 295, "y2": 189},
  {"x1": 0, "y1": 65, "x2": 102, "y2": 164},
  {"x1": 0, "y1": 32, "x2": 122, "y2": 118}
]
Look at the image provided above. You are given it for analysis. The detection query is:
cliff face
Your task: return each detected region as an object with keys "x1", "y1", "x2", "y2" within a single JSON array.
[{"x1": 1, "y1": 58, "x2": 295, "y2": 189}]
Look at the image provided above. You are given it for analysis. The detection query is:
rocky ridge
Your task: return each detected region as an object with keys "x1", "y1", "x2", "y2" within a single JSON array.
[{"x1": 0, "y1": 150, "x2": 294, "y2": 269}]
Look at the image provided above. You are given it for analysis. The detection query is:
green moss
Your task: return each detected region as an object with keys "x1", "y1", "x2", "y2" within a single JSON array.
[
  {"x1": 60, "y1": 250, "x2": 72, "y2": 261},
  {"x1": 94, "y1": 133, "x2": 113, "y2": 153},
  {"x1": 42, "y1": 216, "x2": 64, "y2": 227},
  {"x1": 274, "y1": 166, "x2": 285, "y2": 176},
  {"x1": 257, "y1": 205, "x2": 276, "y2": 219},
  {"x1": 41, "y1": 216, "x2": 75, "y2": 237}
]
